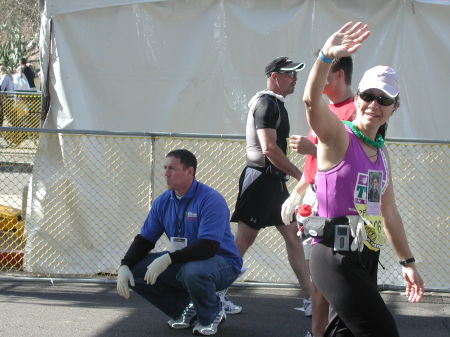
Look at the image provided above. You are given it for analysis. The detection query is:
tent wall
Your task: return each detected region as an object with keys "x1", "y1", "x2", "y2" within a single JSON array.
[
  {"x1": 41, "y1": 0, "x2": 450, "y2": 139},
  {"x1": 25, "y1": 0, "x2": 449, "y2": 282}
]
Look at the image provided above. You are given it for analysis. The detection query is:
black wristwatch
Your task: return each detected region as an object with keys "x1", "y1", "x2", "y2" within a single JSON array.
[{"x1": 399, "y1": 257, "x2": 415, "y2": 266}]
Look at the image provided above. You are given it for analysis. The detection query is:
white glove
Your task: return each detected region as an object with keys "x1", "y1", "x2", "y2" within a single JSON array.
[
  {"x1": 144, "y1": 253, "x2": 172, "y2": 285},
  {"x1": 117, "y1": 265, "x2": 135, "y2": 299},
  {"x1": 281, "y1": 191, "x2": 302, "y2": 225}
]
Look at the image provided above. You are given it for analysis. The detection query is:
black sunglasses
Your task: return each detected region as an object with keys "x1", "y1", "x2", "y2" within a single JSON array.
[
  {"x1": 359, "y1": 91, "x2": 396, "y2": 106},
  {"x1": 279, "y1": 71, "x2": 297, "y2": 79}
]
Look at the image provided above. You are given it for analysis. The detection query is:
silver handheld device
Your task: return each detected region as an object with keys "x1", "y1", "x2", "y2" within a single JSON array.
[{"x1": 333, "y1": 224, "x2": 350, "y2": 251}]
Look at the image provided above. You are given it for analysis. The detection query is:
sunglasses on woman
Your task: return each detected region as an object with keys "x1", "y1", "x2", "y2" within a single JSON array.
[{"x1": 359, "y1": 91, "x2": 396, "y2": 106}]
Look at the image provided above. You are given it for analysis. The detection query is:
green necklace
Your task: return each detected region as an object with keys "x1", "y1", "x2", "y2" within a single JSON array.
[{"x1": 343, "y1": 121, "x2": 385, "y2": 148}]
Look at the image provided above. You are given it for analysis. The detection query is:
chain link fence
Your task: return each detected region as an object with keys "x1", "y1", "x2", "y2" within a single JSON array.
[
  {"x1": 0, "y1": 92, "x2": 42, "y2": 148},
  {"x1": 0, "y1": 126, "x2": 449, "y2": 291}
]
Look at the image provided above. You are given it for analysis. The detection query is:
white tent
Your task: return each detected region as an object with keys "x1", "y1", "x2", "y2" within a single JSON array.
[
  {"x1": 25, "y1": 0, "x2": 449, "y2": 282},
  {"x1": 40, "y1": 0, "x2": 450, "y2": 139}
]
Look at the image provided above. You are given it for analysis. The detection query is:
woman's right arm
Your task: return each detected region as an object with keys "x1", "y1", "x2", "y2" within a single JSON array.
[
  {"x1": 303, "y1": 56, "x2": 341, "y2": 144},
  {"x1": 303, "y1": 22, "x2": 370, "y2": 168}
]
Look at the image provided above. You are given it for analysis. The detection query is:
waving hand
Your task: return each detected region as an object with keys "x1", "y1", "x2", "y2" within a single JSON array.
[{"x1": 322, "y1": 22, "x2": 371, "y2": 60}]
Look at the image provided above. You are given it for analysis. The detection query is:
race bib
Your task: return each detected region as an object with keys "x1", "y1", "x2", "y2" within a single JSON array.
[
  {"x1": 354, "y1": 204, "x2": 385, "y2": 251},
  {"x1": 354, "y1": 172, "x2": 386, "y2": 251},
  {"x1": 169, "y1": 237, "x2": 188, "y2": 252}
]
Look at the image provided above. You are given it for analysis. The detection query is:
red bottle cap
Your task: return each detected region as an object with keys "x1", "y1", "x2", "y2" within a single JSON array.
[{"x1": 296, "y1": 204, "x2": 312, "y2": 217}]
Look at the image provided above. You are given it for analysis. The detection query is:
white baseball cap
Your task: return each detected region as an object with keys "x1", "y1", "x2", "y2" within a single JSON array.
[{"x1": 358, "y1": 65, "x2": 399, "y2": 98}]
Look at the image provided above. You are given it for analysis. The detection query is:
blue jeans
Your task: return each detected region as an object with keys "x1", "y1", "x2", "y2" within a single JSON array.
[{"x1": 131, "y1": 252, "x2": 240, "y2": 325}]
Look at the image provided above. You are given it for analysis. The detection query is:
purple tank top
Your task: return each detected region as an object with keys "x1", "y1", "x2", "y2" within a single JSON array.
[{"x1": 315, "y1": 125, "x2": 387, "y2": 218}]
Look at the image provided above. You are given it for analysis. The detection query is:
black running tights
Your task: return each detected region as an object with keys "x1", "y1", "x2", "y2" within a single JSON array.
[{"x1": 309, "y1": 243, "x2": 400, "y2": 337}]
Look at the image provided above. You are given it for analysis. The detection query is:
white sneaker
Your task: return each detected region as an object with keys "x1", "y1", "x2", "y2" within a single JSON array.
[
  {"x1": 303, "y1": 297, "x2": 312, "y2": 317},
  {"x1": 167, "y1": 302, "x2": 197, "y2": 329},
  {"x1": 217, "y1": 289, "x2": 242, "y2": 314},
  {"x1": 192, "y1": 308, "x2": 226, "y2": 335},
  {"x1": 304, "y1": 331, "x2": 314, "y2": 337}
]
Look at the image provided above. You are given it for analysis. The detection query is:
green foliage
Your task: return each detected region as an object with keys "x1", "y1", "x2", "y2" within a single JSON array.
[{"x1": 0, "y1": 21, "x2": 30, "y2": 73}]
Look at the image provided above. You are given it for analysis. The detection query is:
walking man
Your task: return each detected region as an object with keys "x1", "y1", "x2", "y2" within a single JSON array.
[{"x1": 231, "y1": 56, "x2": 313, "y2": 314}]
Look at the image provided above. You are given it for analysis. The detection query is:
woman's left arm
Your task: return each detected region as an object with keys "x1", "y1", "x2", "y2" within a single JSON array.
[{"x1": 381, "y1": 148, "x2": 424, "y2": 302}]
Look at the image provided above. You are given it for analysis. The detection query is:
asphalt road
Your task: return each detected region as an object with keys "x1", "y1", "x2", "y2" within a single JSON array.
[{"x1": 0, "y1": 279, "x2": 449, "y2": 337}]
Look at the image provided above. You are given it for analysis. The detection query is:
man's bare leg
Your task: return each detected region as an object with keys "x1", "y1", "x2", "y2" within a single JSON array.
[
  {"x1": 218, "y1": 220, "x2": 257, "y2": 315},
  {"x1": 277, "y1": 223, "x2": 312, "y2": 298},
  {"x1": 235, "y1": 221, "x2": 259, "y2": 257}
]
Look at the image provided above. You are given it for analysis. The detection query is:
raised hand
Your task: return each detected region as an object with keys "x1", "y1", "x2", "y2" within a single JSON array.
[{"x1": 322, "y1": 21, "x2": 370, "y2": 60}]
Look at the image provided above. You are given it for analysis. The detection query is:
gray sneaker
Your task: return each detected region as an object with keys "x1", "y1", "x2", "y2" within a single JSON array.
[
  {"x1": 217, "y1": 289, "x2": 242, "y2": 314},
  {"x1": 192, "y1": 308, "x2": 226, "y2": 335},
  {"x1": 303, "y1": 297, "x2": 312, "y2": 317},
  {"x1": 167, "y1": 302, "x2": 197, "y2": 329},
  {"x1": 304, "y1": 331, "x2": 314, "y2": 337}
]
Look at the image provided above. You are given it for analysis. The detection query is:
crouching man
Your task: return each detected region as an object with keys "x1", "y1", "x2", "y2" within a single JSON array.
[{"x1": 117, "y1": 149, "x2": 243, "y2": 336}]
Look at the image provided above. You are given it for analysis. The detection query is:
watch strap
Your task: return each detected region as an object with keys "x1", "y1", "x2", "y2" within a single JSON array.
[{"x1": 399, "y1": 257, "x2": 415, "y2": 266}]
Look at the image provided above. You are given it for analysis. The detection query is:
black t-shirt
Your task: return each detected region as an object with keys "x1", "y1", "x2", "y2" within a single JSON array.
[
  {"x1": 246, "y1": 94, "x2": 290, "y2": 168},
  {"x1": 245, "y1": 94, "x2": 289, "y2": 167},
  {"x1": 254, "y1": 95, "x2": 289, "y2": 152}
]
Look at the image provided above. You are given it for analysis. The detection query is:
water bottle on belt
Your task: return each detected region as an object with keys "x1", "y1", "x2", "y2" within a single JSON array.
[{"x1": 295, "y1": 204, "x2": 312, "y2": 238}]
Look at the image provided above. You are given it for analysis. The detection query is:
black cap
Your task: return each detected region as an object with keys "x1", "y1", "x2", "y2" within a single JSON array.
[{"x1": 265, "y1": 56, "x2": 305, "y2": 76}]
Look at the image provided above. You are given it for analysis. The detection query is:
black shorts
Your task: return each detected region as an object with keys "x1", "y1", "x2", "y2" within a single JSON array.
[{"x1": 230, "y1": 166, "x2": 289, "y2": 229}]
